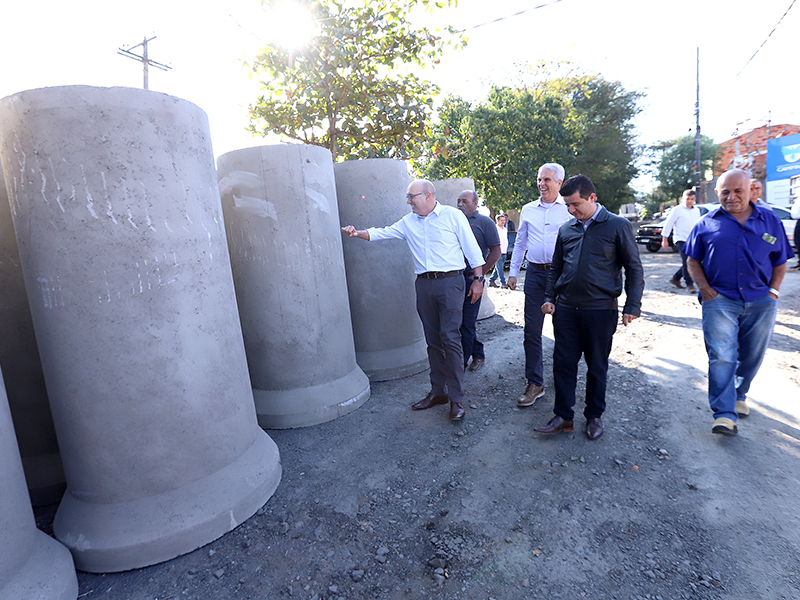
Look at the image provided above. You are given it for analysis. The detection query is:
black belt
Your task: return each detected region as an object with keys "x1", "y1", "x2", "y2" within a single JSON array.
[
  {"x1": 529, "y1": 263, "x2": 551, "y2": 270},
  {"x1": 417, "y1": 269, "x2": 462, "y2": 279}
]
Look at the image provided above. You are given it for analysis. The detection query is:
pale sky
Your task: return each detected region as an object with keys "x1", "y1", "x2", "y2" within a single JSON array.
[{"x1": 2, "y1": 0, "x2": 798, "y2": 192}]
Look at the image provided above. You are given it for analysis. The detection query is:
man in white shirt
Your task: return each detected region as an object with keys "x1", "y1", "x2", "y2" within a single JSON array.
[
  {"x1": 661, "y1": 189, "x2": 701, "y2": 292},
  {"x1": 507, "y1": 163, "x2": 572, "y2": 408},
  {"x1": 489, "y1": 214, "x2": 509, "y2": 288},
  {"x1": 341, "y1": 180, "x2": 485, "y2": 421}
]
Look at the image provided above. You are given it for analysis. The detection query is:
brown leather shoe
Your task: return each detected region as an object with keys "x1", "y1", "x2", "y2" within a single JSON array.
[
  {"x1": 449, "y1": 402, "x2": 465, "y2": 421},
  {"x1": 517, "y1": 383, "x2": 544, "y2": 407},
  {"x1": 412, "y1": 392, "x2": 448, "y2": 410},
  {"x1": 467, "y1": 357, "x2": 485, "y2": 372},
  {"x1": 585, "y1": 417, "x2": 603, "y2": 440},
  {"x1": 534, "y1": 416, "x2": 574, "y2": 433}
]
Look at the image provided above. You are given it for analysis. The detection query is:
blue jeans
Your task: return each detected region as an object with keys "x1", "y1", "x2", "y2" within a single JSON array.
[
  {"x1": 489, "y1": 253, "x2": 506, "y2": 285},
  {"x1": 702, "y1": 293, "x2": 777, "y2": 421}
]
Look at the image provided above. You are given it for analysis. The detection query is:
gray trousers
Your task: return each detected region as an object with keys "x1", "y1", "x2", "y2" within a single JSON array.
[{"x1": 415, "y1": 275, "x2": 466, "y2": 404}]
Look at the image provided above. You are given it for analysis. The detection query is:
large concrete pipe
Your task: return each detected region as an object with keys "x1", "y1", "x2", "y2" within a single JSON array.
[
  {"x1": 432, "y1": 177, "x2": 475, "y2": 208},
  {"x1": 0, "y1": 164, "x2": 66, "y2": 507},
  {"x1": 334, "y1": 159, "x2": 428, "y2": 381},
  {"x1": 217, "y1": 145, "x2": 370, "y2": 428},
  {"x1": 0, "y1": 86, "x2": 281, "y2": 572},
  {"x1": 0, "y1": 367, "x2": 77, "y2": 600}
]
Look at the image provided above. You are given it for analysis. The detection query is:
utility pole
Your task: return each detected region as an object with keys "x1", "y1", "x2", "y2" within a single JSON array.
[
  {"x1": 118, "y1": 36, "x2": 171, "y2": 90},
  {"x1": 694, "y1": 47, "x2": 703, "y2": 203}
]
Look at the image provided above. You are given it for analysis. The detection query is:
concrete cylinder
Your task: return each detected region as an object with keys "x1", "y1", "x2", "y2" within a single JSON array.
[
  {"x1": 478, "y1": 285, "x2": 496, "y2": 320},
  {"x1": 335, "y1": 159, "x2": 428, "y2": 381},
  {"x1": 217, "y1": 145, "x2": 370, "y2": 428},
  {"x1": 0, "y1": 86, "x2": 281, "y2": 573},
  {"x1": 0, "y1": 165, "x2": 66, "y2": 507},
  {"x1": 432, "y1": 177, "x2": 475, "y2": 208},
  {"x1": 0, "y1": 367, "x2": 78, "y2": 600}
]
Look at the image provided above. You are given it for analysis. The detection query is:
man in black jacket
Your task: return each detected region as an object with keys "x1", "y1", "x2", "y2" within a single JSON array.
[{"x1": 535, "y1": 175, "x2": 644, "y2": 440}]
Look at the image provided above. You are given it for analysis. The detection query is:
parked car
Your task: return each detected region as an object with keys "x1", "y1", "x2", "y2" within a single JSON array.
[
  {"x1": 505, "y1": 231, "x2": 527, "y2": 270},
  {"x1": 635, "y1": 204, "x2": 714, "y2": 253}
]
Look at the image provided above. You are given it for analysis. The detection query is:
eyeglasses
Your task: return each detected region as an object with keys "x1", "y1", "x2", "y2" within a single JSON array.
[{"x1": 406, "y1": 192, "x2": 425, "y2": 201}]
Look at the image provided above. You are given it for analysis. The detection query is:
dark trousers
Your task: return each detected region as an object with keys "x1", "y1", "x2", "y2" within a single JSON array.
[
  {"x1": 672, "y1": 241, "x2": 694, "y2": 286},
  {"x1": 460, "y1": 272, "x2": 484, "y2": 365},
  {"x1": 416, "y1": 275, "x2": 466, "y2": 404},
  {"x1": 523, "y1": 268, "x2": 549, "y2": 386},
  {"x1": 552, "y1": 306, "x2": 618, "y2": 420}
]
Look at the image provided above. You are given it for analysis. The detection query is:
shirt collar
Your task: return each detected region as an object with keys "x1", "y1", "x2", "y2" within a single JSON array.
[{"x1": 534, "y1": 195, "x2": 565, "y2": 207}]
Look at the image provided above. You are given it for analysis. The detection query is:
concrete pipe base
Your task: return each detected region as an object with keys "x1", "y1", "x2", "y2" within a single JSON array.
[
  {"x1": 1, "y1": 531, "x2": 78, "y2": 600},
  {"x1": 53, "y1": 429, "x2": 281, "y2": 573},
  {"x1": 356, "y1": 347, "x2": 430, "y2": 383},
  {"x1": 478, "y1": 285, "x2": 496, "y2": 320},
  {"x1": 254, "y1": 366, "x2": 370, "y2": 429}
]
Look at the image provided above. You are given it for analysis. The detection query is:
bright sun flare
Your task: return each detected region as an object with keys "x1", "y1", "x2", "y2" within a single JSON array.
[{"x1": 266, "y1": 2, "x2": 318, "y2": 50}]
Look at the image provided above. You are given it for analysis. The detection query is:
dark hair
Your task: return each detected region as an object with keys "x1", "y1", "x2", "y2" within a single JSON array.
[{"x1": 559, "y1": 175, "x2": 596, "y2": 199}]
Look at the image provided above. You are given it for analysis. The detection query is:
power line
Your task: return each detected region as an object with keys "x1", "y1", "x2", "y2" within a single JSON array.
[
  {"x1": 737, "y1": 0, "x2": 796, "y2": 76},
  {"x1": 118, "y1": 36, "x2": 171, "y2": 90},
  {"x1": 454, "y1": 0, "x2": 566, "y2": 33}
]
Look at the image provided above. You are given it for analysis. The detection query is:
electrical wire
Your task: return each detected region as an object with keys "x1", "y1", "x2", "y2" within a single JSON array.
[
  {"x1": 453, "y1": 0, "x2": 566, "y2": 33},
  {"x1": 737, "y1": 0, "x2": 796, "y2": 76}
]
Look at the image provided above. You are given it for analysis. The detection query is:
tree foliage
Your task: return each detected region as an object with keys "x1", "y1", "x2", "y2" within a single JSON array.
[
  {"x1": 246, "y1": 0, "x2": 461, "y2": 161},
  {"x1": 419, "y1": 72, "x2": 642, "y2": 214},
  {"x1": 654, "y1": 134, "x2": 719, "y2": 203}
]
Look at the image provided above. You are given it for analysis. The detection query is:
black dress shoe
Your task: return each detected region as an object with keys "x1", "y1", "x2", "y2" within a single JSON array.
[
  {"x1": 468, "y1": 357, "x2": 485, "y2": 372},
  {"x1": 449, "y1": 402, "x2": 465, "y2": 421},
  {"x1": 534, "y1": 415, "x2": 574, "y2": 434},
  {"x1": 412, "y1": 392, "x2": 448, "y2": 410},
  {"x1": 585, "y1": 417, "x2": 603, "y2": 440}
]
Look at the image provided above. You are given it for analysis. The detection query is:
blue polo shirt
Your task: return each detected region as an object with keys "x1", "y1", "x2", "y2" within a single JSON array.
[{"x1": 684, "y1": 203, "x2": 793, "y2": 302}]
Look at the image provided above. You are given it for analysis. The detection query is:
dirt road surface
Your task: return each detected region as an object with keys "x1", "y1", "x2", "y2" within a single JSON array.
[{"x1": 37, "y1": 249, "x2": 800, "y2": 600}]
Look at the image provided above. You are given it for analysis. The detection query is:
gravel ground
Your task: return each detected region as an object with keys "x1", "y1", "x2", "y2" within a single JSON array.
[{"x1": 36, "y1": 249, "x2": 800, "y2": 600}]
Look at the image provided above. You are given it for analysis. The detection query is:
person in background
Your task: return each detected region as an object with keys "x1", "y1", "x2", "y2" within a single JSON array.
[
  {"x1": 661, "y1": 189, "x2": 701, "y2": 292},
  {"x1": 456, "y1": 190, "x2": 501, "y2": 373},
  {"x1": 489, "y1": 213, "x2": 509, "y2": 288}
]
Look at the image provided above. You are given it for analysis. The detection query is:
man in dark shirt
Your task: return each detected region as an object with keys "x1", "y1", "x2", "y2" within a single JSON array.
[
  {"x1": 536, "y1": 175, "x2": 644, "y2": 440},
  {"x1": 456, "y1": 190, "x2": 501, "y2": 372},
  {"x1": 685, "y1": 169, "x2": 792, "y2": 435}
]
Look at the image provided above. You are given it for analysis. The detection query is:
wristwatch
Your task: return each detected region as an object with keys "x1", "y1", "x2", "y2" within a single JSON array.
[
  {"x1": 769, "y1": 287, "x2": 780, "y2": 298},
  {"x1": 476, "y1": 275, "x2": 485, "y2": 283}
]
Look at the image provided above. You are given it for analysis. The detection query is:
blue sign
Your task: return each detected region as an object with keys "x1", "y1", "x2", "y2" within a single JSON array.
[{"x1": 767, "y1": 133, "x2": 800, "y2": 181}]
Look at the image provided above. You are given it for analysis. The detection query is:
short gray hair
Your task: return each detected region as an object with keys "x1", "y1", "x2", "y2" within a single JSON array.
[{"x1": 539, "y1": 163, "x2": 565, "y2": 182}]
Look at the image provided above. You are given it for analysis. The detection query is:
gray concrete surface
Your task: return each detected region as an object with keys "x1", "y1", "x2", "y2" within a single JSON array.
[
  {"x1": 335, "y1": 159, "x2": 428, "y2": 381},
  {"x1": 0, "y1": 86, "x2": 281, "y2": 572},
  {"x1": 217, "y1": 144, "x2": 370, "y2": 428},
  {"x1": 432, "y1": 177, "x2": 474, "y2": 208},
  {"x1": 0, "y1": 367, "x2": 77, "y2": 600},
  {"x1": 0, "y1": 164, "x2": 65, "y2": 506}
]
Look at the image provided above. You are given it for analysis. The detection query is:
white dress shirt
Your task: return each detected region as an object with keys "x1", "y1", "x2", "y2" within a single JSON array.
[
  {"x1": 661, "y1": 205, "x2": 701, "y2": 243},
  {"x1": 367, "y1": 202, "x2": 485, "y2": 275},
  {"x1": 496, "y1": 224, "x2": 509, "y2": 253},
  {"x1": 509, "y1": 197, "x2": 572, "y2": 277}
]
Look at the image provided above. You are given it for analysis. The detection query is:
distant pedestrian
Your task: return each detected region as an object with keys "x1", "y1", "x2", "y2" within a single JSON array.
[
  {"x1": 661, "y1": 190, "x2": 701, "y2": 292},
  {"x1": 489, "y1": 214, "x2": 509, "y2": 288},
  {"x1": 341, "y1": 180, "x2": 486, "y2": 422},
  {"x1": 750, "y1": 179, "x2": 772, "y2": 210},
  {"x1": 535, "y1": 175, "x2": 644, "y2": 441},
  {"x1": 685, "y1": 169, "x2": 793, "y2": 435},
  {"x1": 457, "y1": 190, "x2": 501, "y2": 373}
]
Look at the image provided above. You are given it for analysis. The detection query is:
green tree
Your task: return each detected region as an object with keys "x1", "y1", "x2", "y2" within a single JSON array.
[
  {"x1": 421, "y1": 87, "x2": 573, "y2": 209},
  {"x1": 419, "y1": 72, "x2": 642, "y2": 214},
  {"x1": 246, "y1": 0, "x2": 462, "y2": 161},
  {"x1": 654, "y1": 134, "x2": 719, "y2": 202}
]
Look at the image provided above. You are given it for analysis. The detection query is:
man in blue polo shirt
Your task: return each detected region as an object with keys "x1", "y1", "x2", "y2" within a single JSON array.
[{"x1": 685, "y1": 169, "x2": 793, "y2": 436}]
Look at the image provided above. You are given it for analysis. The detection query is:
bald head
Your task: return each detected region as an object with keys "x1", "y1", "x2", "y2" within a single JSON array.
[
  {"x1": 715, "y1": 169, "x2": 752, "y2": 219},
  {"x1": 457, "y1": 189, "x2": 479, "y2": 217}
]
